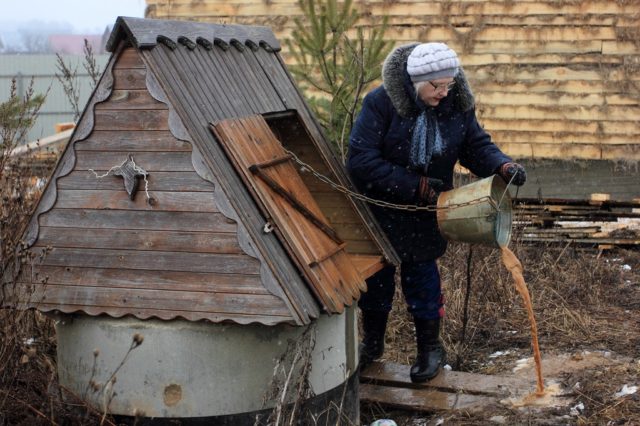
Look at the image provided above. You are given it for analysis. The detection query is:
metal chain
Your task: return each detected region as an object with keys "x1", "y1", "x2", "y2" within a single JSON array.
[{"x1": 284, "y1": 149, "x2": 511, "y2": 212}]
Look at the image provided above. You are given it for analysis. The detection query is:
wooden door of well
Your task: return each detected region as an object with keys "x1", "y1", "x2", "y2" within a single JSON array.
[{"x1": 211, "y1": 115, "x2": 366, "y2": 313}]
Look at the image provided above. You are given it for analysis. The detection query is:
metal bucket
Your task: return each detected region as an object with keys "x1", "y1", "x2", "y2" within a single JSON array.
[{"x1": 436, "y1": 175, "x2": 512, "y2": 247}]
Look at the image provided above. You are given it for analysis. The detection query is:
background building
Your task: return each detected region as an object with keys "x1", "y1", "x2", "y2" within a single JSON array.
[
  {"x1": 0, "y1": 54, "x2": 110, "y2": 142},
  {"x1": 145, "y1": 0, "x2": 640, "y2": 200}
]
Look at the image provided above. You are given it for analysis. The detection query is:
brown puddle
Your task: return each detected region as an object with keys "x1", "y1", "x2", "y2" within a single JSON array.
[
  {"x1": 501, "y1": 246, "x2": 545, "y2": 398},
  {"x1": 502, "y1": 382, "x2": 564, "y2": 408}
]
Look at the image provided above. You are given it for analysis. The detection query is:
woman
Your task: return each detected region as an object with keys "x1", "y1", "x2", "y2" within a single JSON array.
[{"x1": 347, "y1": 42, "x2": 526, "y2": 382}]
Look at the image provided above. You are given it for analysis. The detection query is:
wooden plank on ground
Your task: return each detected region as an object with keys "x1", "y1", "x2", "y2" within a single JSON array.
[
  {"x1": 491, "y1": 131, "x2": 631, "y2": 145},
  {"x1": 360, "y1": 383, "x2": 498, "y2": 413},
  {"x1": 146, "y1": 0, "x2": 631, "y2": 19},
  {"x1": 497, "y1": 142, "x2": 640, "y2": 161},
  {"x1": 360, "y1": 362, "x2": 529, "y2": 397},
  {"x1": 519, "y1": 236, "x2": 640, "y2": 245},
  {"x1": 521, "y1": 226, "x2": 600, "y2": 235},
  {"x1": 471, "y1": 40, "x2": 603, "y2": 54}
]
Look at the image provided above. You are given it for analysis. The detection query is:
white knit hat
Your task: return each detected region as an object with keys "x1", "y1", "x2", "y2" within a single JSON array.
[{"x1": 407, "y1": 42, "x2": 460, "y2": 82}]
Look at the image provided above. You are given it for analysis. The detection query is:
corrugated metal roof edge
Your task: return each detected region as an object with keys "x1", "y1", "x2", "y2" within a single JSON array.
[
  {"x1": 106, "y1": 16, "x2": 281, "y2": 53},
  {"x1": 30, "y1": 305, "x2": 297, "y2": 326}
]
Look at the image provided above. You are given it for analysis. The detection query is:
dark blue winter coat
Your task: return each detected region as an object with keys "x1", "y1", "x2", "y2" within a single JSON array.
[{"x1": 347, "y1": 44, "x2": 512, "y2": 262}]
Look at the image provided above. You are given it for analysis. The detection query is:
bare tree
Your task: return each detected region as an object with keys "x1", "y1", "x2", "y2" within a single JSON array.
[{"x1": 18, "y1": 29, "x2": 51, "y2": 53}]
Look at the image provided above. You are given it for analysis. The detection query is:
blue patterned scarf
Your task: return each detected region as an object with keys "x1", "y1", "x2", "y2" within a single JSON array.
[{"x1": 410, "y1": 108, "x2": 443, "y2": 174}]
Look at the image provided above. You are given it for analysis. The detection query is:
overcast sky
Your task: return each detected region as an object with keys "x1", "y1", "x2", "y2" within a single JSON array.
[{"x1": 2, "y1": 0, "x2": 146, "y2": 34}]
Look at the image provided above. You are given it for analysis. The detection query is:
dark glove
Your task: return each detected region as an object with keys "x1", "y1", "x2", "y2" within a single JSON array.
[
  {"x1": 418, "y1": 177, "x2": 446, "y2": 205},
  {"x1": 498, "y1": 162, "x2": 527, "y2": 186}
]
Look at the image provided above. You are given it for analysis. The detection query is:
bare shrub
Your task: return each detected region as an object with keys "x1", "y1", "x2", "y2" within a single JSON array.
[
  {"x1": 0, "y1": 78, "x2": 55, "y2": 423},
  {"x1": 0, "y1": 77, "x2": 109, "y2": 425},
  {"x1": 55, "y1": 38, "x2": 102, "y2": 122}
]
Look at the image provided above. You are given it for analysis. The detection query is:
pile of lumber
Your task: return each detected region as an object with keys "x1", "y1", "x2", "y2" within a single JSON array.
[{"x1": 513, "y1": 196, "x2": 640, "y2": 248}]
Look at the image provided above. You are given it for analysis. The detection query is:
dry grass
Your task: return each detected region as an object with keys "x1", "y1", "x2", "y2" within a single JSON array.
[
  {"x1": 0, "y1": 79, "x2": 112, "y2": 425},
  {"x1": 379, "y1": 241, "x2": 638, "y2": 366},
  {"x1": 565, "y1": 361, "x2": 640, "y2": 425},
  {"x1": 362, "y1": 238, "x2": 640, "y2": 425}
]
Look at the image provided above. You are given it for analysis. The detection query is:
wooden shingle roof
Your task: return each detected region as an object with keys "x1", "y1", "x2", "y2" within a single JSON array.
[{"x1": 4, "y1": 17, "x2": 397, "y2": 326}]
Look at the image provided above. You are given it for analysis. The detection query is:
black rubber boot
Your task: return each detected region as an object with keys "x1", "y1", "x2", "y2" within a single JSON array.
[
  {"x1": 410, "y1": 317, "x2": 446, "y2": 383},
  {"x1": 359, "y1": 310, "x2": 389, "y2": 370}
]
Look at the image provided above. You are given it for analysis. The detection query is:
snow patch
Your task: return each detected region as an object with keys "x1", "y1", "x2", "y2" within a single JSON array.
[
  {"x1": 513, "y1": 357, "x2": 531, "y2": 372},
  {"x1": 370, "y1": 420, "x2": 397, "y2": 426},
  {"x1": 614, "y1": 384, "x2": 638, "y2": 398},
  {"x1": 569, "y1": 402, "x2": 584, "y2": 416},
  {"x1": 489, "y1": 350, "x2": 512, "y2": 358}
]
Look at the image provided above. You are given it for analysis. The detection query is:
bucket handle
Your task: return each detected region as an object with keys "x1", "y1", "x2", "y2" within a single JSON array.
[{"x1": 496, "y1": 172, "x2": 517, "y2": 211}]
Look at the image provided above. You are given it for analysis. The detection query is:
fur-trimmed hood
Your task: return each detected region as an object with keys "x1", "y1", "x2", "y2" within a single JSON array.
[{"x1": 382, "y1": 43, "x2": 475, "y2": 117}]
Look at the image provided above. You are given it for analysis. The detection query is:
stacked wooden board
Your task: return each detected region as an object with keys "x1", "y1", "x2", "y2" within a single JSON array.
[
  {"x1": 513, "y1": 197, "x2": 640, "y2": 247},
  {"x1": 145, "y1": 0, "x2": 640, "y2": 162}
]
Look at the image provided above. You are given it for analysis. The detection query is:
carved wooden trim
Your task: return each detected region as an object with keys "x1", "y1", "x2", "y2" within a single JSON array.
[
  {"x1": 22, "y1": 42, "x2": 122, "y2": 248},
  {"x1": 23, "y1": 304, "x2": 287, "y2": 326}
]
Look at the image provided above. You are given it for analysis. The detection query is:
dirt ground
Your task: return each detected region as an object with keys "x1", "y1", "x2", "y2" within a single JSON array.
[
  {"x1": 1, "y1": 238, "x2": 638, "y2": 425},
  {"x1": 361, "y1": 239, "x2": 640, "y2": 426}
]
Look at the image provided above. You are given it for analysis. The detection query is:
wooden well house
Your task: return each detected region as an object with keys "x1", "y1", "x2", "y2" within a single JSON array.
[{"x1": 4, "y1": 17, "x2": 397, "y2": 423}]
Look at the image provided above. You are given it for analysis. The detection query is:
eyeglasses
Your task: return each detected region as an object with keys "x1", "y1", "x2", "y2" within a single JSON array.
[{"x1": 428, "y1": 81, "x2": 456, "y2": 92}]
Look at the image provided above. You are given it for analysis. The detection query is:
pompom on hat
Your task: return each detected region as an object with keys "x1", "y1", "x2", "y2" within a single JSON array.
[{"x1": 407, "y1": 42, "x2": 460, "y2": 83}]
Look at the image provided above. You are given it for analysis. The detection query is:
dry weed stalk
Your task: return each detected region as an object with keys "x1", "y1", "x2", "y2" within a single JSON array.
[
  {"x1": 254, "y1": 325, "x2": 317, "y2": 426},
  {"x1": 98, "y1": 333, "x2": 144, "y2": 426},
  {"x1": 0, "y1": 77, "x2": 59, "y2": 424},
  {"x1": 55, "y1": 39, "x2": 102, "y2": 121},
  {"x1": 0, "y1": 71, "x2": 112, "y2": 425}
]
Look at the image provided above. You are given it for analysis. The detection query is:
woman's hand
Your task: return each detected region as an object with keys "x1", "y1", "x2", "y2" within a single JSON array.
[
  {"x1": 418, "y1": 177, "x2": 446, "y2": 205},
  {"x1": 498, "y1": 162, "x2": 527, "y2": 186}
]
